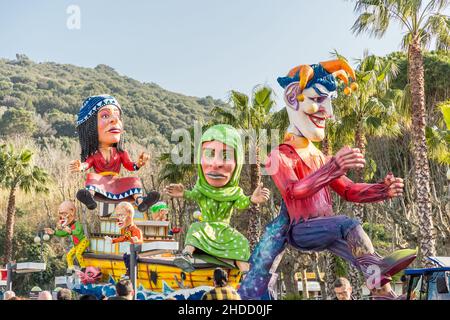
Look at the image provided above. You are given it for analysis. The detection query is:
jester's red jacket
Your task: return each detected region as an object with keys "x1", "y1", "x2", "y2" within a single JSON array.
[{"x1": 266, "y1": 143, "x2": 390, "y2": 224}]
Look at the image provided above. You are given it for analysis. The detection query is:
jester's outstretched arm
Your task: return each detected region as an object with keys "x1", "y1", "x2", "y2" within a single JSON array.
[{"x1": 237, "y1": 202, "x2": 290, "y2": 300}]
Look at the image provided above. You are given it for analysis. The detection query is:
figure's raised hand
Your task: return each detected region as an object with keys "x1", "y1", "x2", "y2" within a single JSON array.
[
  {"x1": 251, "y1": 183, "x2": 270, "y2": 204},
  {"x1": 44, "y1": 228, "x2": 54, "y2": 235},
  {"x1": 104, "y1": 236, "x2": 112, "y2": 243},
  {"x1": 164, "y1": 184, "x2": 185, "y2": 198},
  {"x1": 137, "y1": 152, "x2": 150, "y2": 168},
  {"x1": 384, "y1": 172, "x2": 404, "y2": 198},
  {"x1": 334, "y1": 146, "x2": 365, "y2": 174},
  {"x1": 69, "y1": 160, "x2": 82, "y2": 173}
]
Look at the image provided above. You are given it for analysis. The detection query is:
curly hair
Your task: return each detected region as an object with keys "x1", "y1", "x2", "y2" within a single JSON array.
[{"x1": 77, "y1": 112, "x2": 125, "y2": 162}]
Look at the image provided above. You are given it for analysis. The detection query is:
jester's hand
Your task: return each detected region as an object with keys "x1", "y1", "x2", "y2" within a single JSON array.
[
  {"x1": 251, "y1": 183, "x2": 270, "y2": 204},
  {"x1": 131, "y1": 236, "x2": 139, "y2": 243},
  {"x1": 334, "y1": 146, "x2": 366, "y2": 174},
  {"x1": 137, "y1": 152, "x2": 150, "y2": 168},
  {"x1": 383, "y1": 173, "x2": 404, "y2": 198},
  {"x1": 164, "y1": 184, "x2": 185, "y2": 198},
  {"x1": 63, "y1": 226, "x2": 72, "y2": 234}
]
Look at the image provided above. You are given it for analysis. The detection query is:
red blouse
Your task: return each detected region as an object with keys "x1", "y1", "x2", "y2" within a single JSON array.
[
  {"x1": 85, "y1": 148, "x2": 138, "y2": 174},
  {"x1": 266, "y1": 144, "x2": 389, "y2": 223}
]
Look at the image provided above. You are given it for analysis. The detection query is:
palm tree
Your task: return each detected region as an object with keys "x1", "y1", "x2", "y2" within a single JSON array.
[
  {"x1": 351, "y1": 0, "x2": 450, "y2": 265},
  {"x1": 211, "y1": 86, "x2": 276, "y2": 250},
  {"x1": 0, "y1": 144, "x2": 50, "y2": 263},
  {"x1": 336, "y1": 53, "x2": 404, "y2": 220}
]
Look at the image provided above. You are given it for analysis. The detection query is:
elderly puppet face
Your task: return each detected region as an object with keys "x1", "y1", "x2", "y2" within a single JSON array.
[
  {"x1": 201, "y1": 140, "x2": 236, "y2": 188},
  {"x1": 284, "y1": 83, "x2": 335, "y2": 142},
  {"x1": 115, "y1": 203, "x2": 134, "y2": 229},
  {"x1": 97, "y1": 105, "x2": 123, "y2": 147},
  {"x1": 58, "y1": 201, "x2": 76, "y2": 228}
]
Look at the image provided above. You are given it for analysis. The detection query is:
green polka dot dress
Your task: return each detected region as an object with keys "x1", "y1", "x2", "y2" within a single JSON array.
[{"x1": 183, "y1": 124, "x2": 252, "y2": 262}]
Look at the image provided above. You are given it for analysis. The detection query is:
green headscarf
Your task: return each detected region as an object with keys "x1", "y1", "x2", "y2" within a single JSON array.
[{"x1": 193, "y1": 124, "x2": 245, "y2": 202}]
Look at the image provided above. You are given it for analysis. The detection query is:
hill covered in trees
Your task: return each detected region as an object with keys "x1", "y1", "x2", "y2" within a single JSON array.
[{"x1": 0, "y1": 54, "x2": 224, "y2": 149}]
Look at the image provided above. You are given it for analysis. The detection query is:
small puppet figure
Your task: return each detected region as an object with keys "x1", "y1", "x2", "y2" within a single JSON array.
[
  {"x1": 105, "y1": 202, "x2": 143, "y2": 278},
  {"x1": 69, "y1": 95, "x2": 160, "y2": 212},
  {"x1": 44, "y1": 201, "x2": 89, "y2": 273},
  {"x1": 165, "y1": 124, "x2": 270, "y2": 273},
  {"x1": 76, "y1": 266, "x2": 102, "y2": 285},
  {"x1": 150, "y1": 201, "x2": 170, "y2": 221}
]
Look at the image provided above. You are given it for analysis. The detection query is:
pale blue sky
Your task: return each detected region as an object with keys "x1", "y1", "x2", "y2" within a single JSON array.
[{"x1": 0, "y1": 0, "x2": 432, "y2": 108}]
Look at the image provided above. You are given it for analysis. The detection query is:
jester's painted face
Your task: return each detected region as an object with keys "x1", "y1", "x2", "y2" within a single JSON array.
[
  {"x1": 97, "y1": 105, "x2": 123, "y2": 147},
  {"x1": 58, "y1": 201, "x2": 76, "y2": 228},
  {"x1": 201, "y1": 140, "x2": 236, "y2": 188},
  {"x1": 284, "y1": 83, "x2": 335, "y2": 142}
]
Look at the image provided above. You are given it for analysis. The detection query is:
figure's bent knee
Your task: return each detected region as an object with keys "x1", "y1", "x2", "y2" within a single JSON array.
[{"x1": 346, "y1": 225, "x2": 374, "y2": 257}]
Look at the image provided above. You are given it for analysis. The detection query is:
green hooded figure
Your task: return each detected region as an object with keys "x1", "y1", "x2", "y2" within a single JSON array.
[{"x1": 166, "y1": 124, "x2": 270, "y2": 272}]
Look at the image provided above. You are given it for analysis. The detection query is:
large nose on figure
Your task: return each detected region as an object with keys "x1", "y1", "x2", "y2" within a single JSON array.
[
  {"x1": 210, "y1": 154, "x2": 224, "y2": 169},
  {"x1": 110, "y1": 113, "x2": 119, "y2": 125}
]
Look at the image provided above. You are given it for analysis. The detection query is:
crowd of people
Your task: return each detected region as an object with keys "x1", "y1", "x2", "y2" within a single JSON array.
[{"x1": 1, "y1": 267, "x2": 243, "y2": 301}]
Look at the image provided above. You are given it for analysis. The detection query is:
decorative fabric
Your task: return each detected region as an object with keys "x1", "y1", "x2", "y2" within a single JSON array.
[
  {"x1": 83, "y1": 148, "x2": 143, "y2": 201},
  {"x1": 277, "y1": 63, "x2": 337, "y2": 92}
]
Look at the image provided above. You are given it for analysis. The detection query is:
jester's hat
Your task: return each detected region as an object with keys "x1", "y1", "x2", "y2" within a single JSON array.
[{"x1": 277, "y1": 59, "x2": 358, "y2": 101}]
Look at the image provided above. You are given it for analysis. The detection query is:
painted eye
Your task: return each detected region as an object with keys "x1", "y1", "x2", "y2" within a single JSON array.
[
  {"x1": 203, "y1": 149, "x2": 215, "y2": 159},
  {"x1": 222, "y1": 150, "x2": 233, "y2": 161},
  {"x1": 316, "y1": 96, "x2": 327, "y2": 103}
]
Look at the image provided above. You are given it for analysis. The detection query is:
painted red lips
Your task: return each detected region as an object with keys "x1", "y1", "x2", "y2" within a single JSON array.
[{"x1": 307, "y1": 114, "x2": 327, "y2": 128}]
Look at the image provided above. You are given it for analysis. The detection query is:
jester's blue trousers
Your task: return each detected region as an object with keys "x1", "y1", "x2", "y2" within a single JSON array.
[{"x1": 238, "y1": 203, "x2": 360, "y2": 300}]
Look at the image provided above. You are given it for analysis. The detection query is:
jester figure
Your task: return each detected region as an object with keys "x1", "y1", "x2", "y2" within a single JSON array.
[
  {"x1": 70, "y1": 95, "x2": 160, "y2": 212},
  {"x1": 165, "y1": 124, "x2": 270, "y2": 273},
  {"x1": 238, "y1": 60, "x2": 417, "y2": 300},
  {"x1": 45, "y1": 201, "x2": 89, "y2": 273},
  {"x1": 105, "y1": 202, "x2": 143, "y2": 279}
]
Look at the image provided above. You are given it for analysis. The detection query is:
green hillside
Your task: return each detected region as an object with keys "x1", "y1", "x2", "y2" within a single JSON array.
[{"x1": 0, "y1": 54, "x2": 224, "y2": 149}]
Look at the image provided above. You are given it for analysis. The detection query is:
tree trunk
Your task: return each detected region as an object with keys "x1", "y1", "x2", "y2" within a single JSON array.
[
  {"x1": 352, "y1": 123, "x2": 365, "y2": 222},
  {"x1": 247, "y1": 145, "x2": 262, "y2": 251},
  {"x1": 348, "y1": 264, "x2": 363, "y2": 299},
  {"x1": 408, "y1": 37, "x2": 436, "y2": 266},
  {"x1": 311, "y1": 252, "x2": 327, "y2": 299},
  {"x1": 4, "y1": 187, "x2": 16, "y2": 264},
  {"x1": 278, "y1": 248, "x2": 299, "y2": 298},
  {"x1": 324, "y1": 252, "x2": 337, "y2": 300},
  {"x1": 301, "y1": 269, "x2": 310, "y2": 299},
  {"x1": 321, "y1": 136, "x2": 331, "y2": 156}
]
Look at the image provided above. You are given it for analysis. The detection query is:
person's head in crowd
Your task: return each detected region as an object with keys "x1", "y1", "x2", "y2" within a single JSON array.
[
  {"x1": 114, "y1": 279, "x2": 134, "y2": 300},
  {"x1": 80, "y1": 294, "x2": 98, "y2": 300},
  {"x1": 334, "y1": 277, "x2": 353, "y2": 300},
  {"x1": 3, "y1": 290, "x2": 16, "y2": 300},
  {"x1": 38, "y1": 291, "x2": 53, "y2": 300},
  {"x1": 56, "y1": 288, "x2": 72, "y2": 300},
  {"x1": 213, "y1": 268, "x2": 228, "y2": 288}
]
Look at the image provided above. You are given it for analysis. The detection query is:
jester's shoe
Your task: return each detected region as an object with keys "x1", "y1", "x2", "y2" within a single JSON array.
[
  {"x1": 357, "y1": 248, "x2": 417, "y2": 289},
  {"x1": 381, "y1": 248, "x2": 417, "y2": 278}
]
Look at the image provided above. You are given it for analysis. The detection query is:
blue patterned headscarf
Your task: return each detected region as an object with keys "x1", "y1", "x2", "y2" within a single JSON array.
[
  {"x1": 277, "y1": 64, "x2": 337, "y2": 95},
  {"x1": 76, "y1": 95, "x2": 121, "y2": 127}
]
